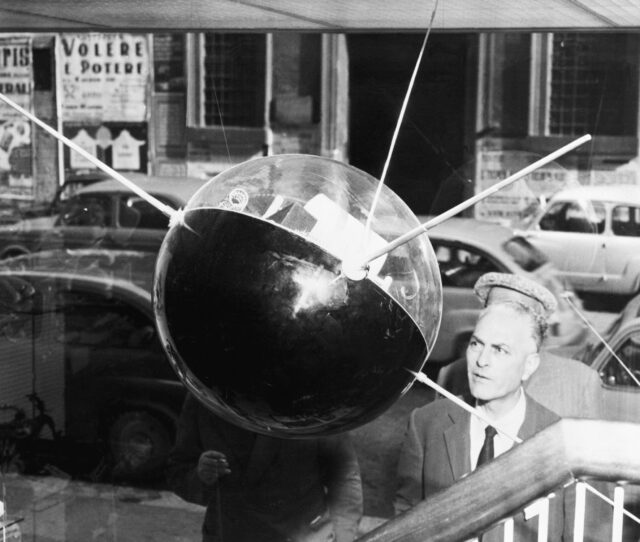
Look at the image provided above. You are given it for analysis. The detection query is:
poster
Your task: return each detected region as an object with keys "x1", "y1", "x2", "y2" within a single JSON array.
[
  {"x1": 57, "y1": 33, "x2": 149, "y2": 122},
  {"x1": 0, "y1": 35, "x2": 34, "y2": 196},
  {"x1": 474, "y1": 149, "x2": 578, "y2": 227},
  {"x1": 63, "y1": 123, "x2": 148, "y2": 174},
  {"x1": 69, "y1": 129, "x2": 98, "y2": 170}
]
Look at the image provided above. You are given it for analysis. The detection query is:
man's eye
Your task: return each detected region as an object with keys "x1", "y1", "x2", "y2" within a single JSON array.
[
  {"x1": 493, "y1": 346, "x2": 508, "y2": 355},
  {"x1": 468, "y1": 339, "x2": 480, "y2": 350}
]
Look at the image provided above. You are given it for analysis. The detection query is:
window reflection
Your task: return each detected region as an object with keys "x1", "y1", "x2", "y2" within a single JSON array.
[
  {"x1": 601, "y1": 332, "x2": 640, "y2": 388},
  {"x1": 539, "y1": 201, "x2": 606, "y2": 234},
  {"x1": 433, "y1": 241, "x2": 501, "y2": 288},
  {"x1": 612, "y1": 205, "x2": 640, "y2": 237},
  {"x1": 60, "y1": 195, "x2": 111, "y2": 228}
]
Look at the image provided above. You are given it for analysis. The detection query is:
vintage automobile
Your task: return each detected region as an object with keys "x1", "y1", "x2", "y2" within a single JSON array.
[
  {"x1": 0, "y1": 173, "x2": 204, "y2": 259},
  {"x1": 564, "y1": 293, "x2": 640, "y2": 422},
  {"x1": 520, "y1": 185, "x2": 640, "y2": 298},
  {"x1": 0, "y1": 249, "x2": 186, "y2": 481},
  {"x1": 421, "y1": 216, "x2": 587, "y2": 375}
]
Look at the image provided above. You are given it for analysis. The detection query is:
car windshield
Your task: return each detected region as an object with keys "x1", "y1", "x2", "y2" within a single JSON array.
[{"x1": 501, "y1": 235, "x2": 548, "y2": 272}]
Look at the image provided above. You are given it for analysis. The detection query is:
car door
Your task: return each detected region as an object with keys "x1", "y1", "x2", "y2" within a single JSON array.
[
  {"x1": 109, "y1": 193, "x2": 174, "y2": 252},
  {"x1": 526, "y1": 200, "x2": 606, "y2": 291},
  {"x1": 598, "y1": 204, "x2": 640, "y2": 294},
  {"x1": 591, "y1": 321, "x2": 640, "y2": 422}
]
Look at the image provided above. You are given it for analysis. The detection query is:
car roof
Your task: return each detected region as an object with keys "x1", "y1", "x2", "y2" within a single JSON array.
[
  {"x1": 0, "y1": 249, "x2": 155, "y2": 303},
  {"x1": 419, "y1": 215, "x2": 515, "y2": 250},
  {"x1": 550, "y1": 185, "x2": 640, "y2": 205},
  {"x1": 416, "y1": 215, "x2": 526, "y2": 273},
  {"x1": 78, "y1": 173, "x2": 206, "y2": 205}
]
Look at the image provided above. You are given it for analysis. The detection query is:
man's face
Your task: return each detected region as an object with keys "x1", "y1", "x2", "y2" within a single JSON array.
[{"x1": 466, "y1": 304, "x2": 539, "y2": 407}]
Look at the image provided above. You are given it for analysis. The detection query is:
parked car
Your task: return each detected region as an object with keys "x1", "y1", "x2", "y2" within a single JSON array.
[
  {"x1": 419, "y1": 216, "x2": 587, "y2": 374},
  {"x1": 22, "y1": 170, "x2": 112, "y2": 219},
  {"x1": 0, "y1": 173, "x2": 204, "y2": 259},
  {"x1": 519, "y1": 185, "x2": 640, "y2": 297},
  {"x1": 0, "y1": 249, "x2": 186, "y2": 481},
  {"x1": 563, "y1": 292, "x2": 640, "y2": 422}
]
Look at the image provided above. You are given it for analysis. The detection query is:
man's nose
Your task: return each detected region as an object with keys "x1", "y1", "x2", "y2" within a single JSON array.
[{"x1": 475, "y1": 347, "x2": 491, "y2": 367}]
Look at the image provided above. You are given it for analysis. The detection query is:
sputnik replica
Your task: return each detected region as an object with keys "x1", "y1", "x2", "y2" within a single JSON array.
[{"x1": 0, "y1": 90, "x2": 591, "y2": 438}]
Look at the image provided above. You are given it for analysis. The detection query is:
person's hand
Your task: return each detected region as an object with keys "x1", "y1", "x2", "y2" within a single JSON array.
[{"x1": 197, "y1": 450, "x2": 230, "y2": 485}]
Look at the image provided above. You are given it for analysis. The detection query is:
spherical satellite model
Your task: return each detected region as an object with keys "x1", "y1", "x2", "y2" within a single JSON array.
[
  {"x1": 0, "y1": 73, "x2": 590, "y2": 442},
  {"x1": 153, "y1": 154, "x2": 442, "y2": 437}
]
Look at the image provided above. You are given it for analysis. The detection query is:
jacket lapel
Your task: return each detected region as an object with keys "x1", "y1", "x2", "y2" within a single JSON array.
[
  {"x1": 517, "y1": 394, "x2": 557, "y2": 441},
  {"x1": 444, "y1": 408, "x2": 471, "y2": 481}
]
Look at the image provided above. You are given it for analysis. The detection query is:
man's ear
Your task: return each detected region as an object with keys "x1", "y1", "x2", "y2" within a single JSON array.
[{"x1": 522, "y1": 352, "x2": 540, "y2": 382}]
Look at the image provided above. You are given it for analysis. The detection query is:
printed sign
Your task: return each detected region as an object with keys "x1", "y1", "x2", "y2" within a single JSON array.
[
  {"x1": 57, "y1": 33, "x2": 149, "y2": 122},
  {"x1": 0, "y1": 35, "x2": 33, "y2": 196},
  {"x1": 69, "y1": 129, "x2": 98, "y2": 170},
  {"x1": 63, "y1": 123, "x2": 148, "y2": 174},
  {"x1": 474, "y1": 149, "x2": 577, "y2": 227},
  {"x1": 112, "y1": 129, "x2": 144, "y2": 170}
]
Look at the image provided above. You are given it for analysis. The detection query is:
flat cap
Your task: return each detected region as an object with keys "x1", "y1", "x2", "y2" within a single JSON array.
[{"x1": 473, "y1": 272, "x2": 557, "y2": 318}]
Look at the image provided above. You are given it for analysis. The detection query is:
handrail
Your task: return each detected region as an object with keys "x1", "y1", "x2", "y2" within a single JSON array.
[{"x1": 356, "y1": 418, "x2": 640, "y2": 542}]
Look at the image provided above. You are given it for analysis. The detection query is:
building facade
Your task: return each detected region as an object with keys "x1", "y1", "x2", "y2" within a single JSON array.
[{"x1": 0, "y1": 31, "x2": 638, "y2": 223}]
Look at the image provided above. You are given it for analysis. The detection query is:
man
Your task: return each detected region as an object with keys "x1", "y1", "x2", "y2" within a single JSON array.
[
  {"x1": 438, "y1": 272, "x2": 603, "y2": 419},
  {"x1": 395, "y1": 299, "x2": 567, "y2": 541},
  {"x1": 166, "y1": 393, "x2": 363, "y2": 542}
]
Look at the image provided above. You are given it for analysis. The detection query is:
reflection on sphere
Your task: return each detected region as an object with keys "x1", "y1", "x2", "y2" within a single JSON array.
[{"x1": 154, "y1": 154, "x2": 442, "y2": 437}]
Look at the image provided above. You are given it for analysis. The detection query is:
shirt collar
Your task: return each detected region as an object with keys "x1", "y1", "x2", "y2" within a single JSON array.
[{"x1": 474, "y1": 386, "x2": 527, "y2": 437}]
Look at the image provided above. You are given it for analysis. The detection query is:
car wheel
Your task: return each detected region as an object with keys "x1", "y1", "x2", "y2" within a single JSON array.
[{"x1": 108, "y1": 410, "x2": 173, "y2": 481}]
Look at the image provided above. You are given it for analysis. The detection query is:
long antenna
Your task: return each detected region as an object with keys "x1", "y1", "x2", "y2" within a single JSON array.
[
  {"x1": 352, "y1": 134, "x2": 591, "y2": 272},
  {"x1": 0, "y1": 92, "x2": 176, "y2": 219},
  {"x1": 409, "y1": 370, "x2": 522, "y2": 443},
  {"x1": 364, "y1": 0, "x2": 439, "y2": 241}
]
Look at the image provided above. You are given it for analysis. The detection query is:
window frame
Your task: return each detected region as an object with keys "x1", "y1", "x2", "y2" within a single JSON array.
[
  {"x1": 530, "y1": 33, "x2": 640, "y2": 138},
  {"x1": 183, "y1": 33, "x2": 272, "y2": 166},
  {"x1": 186, "y1": 33, "x2": 271, "y2": 131},
  {"x1": 611, "y1": 204, "x2": 640, "y2": 238}
]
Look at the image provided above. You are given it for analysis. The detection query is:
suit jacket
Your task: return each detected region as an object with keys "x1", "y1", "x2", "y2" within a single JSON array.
[
  {"x1": 166, "y1": 395, "x2": 363, "y2": 542},
  {"x1": 438, "y1": 351, "x2": 603, "y2": 419},
  {"x1": 394, "y1": 394, "x2": 567, "y2": 541}
]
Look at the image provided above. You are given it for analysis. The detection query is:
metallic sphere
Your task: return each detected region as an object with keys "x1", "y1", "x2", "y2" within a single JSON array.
[{"x1": 153, "y1": 154, "x2": 442, "y2": 437}]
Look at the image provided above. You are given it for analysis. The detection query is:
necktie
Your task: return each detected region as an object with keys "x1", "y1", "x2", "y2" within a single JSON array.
[
  {"x1": 476, "y1": 426, "x2": 498, "y2": 542},
  {"x1": 476, "y1": 425, "x2": 498, "y2": 468}
]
